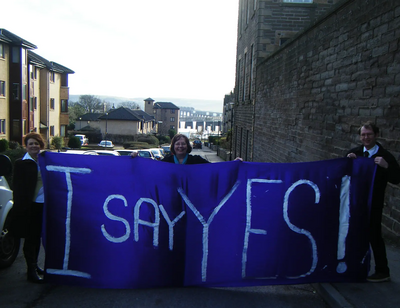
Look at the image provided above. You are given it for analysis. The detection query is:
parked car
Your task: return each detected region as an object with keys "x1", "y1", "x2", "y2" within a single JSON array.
[
  {"x1": 98, "y1": 140, "x2": 114, "y2": 148},
  {"x1": 115, "y1": 150, "x2": 138, "y2": 156},
  {"x1": 64, "y1": 150, "x2": 99, "y2": 155},
  {"x1": 75, "y1": 134, "x2": 89, "y2": 146},
  {"x1": 150, "y1": 148, "x2": 164, "y2": 160},
  {"x1": 0, "y1": 154, "x2": 20, "y2": 269},
  {"x1": 91, "y1": 150, "x2": 120, "y2": 156},
  {"x1": 137, "y1": 150, "x2": 156, "y2": 160},
  {"x1": 192, "y1": 139, "x2": 202, "y2": 149},
  {"x1": 161, "y1": 145, "x2": 171, "y2": 155}
]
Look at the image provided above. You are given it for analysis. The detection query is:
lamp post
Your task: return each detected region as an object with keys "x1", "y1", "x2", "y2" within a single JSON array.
[
  {"x1": 105, "y1": 112, "x2": 108, "y2": 145},
  {"x1": 79, "y1": 117, "x2": 81, "y2": 130}
]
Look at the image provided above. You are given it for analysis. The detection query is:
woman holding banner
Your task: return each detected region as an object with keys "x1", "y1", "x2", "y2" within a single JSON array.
[
  {"x1": 131, "y1": 134, "x2": 242, "y2": 164},
  {"x1": 162, "y1": 134, "x2": 210, "y2": 164},
  {"x1": 11, "y1": 132, "x2": 46, "y2": 283}
]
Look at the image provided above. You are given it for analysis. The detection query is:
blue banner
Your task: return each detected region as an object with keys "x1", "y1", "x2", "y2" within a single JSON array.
[{"x1": 38, "y1": 152, "x2": 375, "y2": 289}]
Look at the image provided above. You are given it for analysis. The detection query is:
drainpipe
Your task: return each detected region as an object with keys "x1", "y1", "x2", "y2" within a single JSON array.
[{"x1": 46, "y1": 70, "x2": 50, "y2": 149}]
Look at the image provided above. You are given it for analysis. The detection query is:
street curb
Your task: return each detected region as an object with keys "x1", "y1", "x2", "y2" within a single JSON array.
[{"x1": 312, "y1": 283, "x2": 354, "y2": 308}]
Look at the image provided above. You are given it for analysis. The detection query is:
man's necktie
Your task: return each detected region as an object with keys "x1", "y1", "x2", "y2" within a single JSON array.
[{"x1": 364, "y1": 151, "x2": 369, "y2": 157}]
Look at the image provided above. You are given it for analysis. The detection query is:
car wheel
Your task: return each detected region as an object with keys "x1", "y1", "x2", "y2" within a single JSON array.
[{"x1": 0, "y1": 216, "x2": 21, "y2": 269}]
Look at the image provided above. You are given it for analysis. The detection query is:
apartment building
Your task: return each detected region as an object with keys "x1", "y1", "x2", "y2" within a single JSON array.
[
  {"x1": 233, "y1": 0, "x2": 338, "y2": 160},
  {"x1": 28, "y1": 51, "x2": 74, "y2": 144},
  {"x1": 0, "y1": 29, "x2": 74, "y2": 146},
  {"x1": 179, "y1": 107, "x2": 223, "y2": 136},
  {"x1": 144, "y1": 98, "x2": 180, "y2": 136}
]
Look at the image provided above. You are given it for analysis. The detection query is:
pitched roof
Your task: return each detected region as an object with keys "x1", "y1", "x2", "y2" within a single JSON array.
[
  {"x1": 52, "y1": 62, "x2": 75, "y2": 74},
  {"x1": 98, "y1": 107, "x2": 154, "y2": 122},
  {"x1": 130, "y1": 109, "x2": 155, "y2": 121},
  {"x1": 28, "y1": 50, "x2": 51, "y2": 69},
  {"x1": 154, "y1": 102, "x2": 179, "y2": 110},
  {"x1": 28, "y1": 51, "x2": 74, "y2": 74},
  {"x1": 79, "y1": 113, "x2": 103, "y2": 121},
  {"x1": 0, "y1": 29, "x2": 37, "y2": 49}
]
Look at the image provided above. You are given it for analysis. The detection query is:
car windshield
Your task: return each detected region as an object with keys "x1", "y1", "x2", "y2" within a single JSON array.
[
  {"x1": 138, "y1": 151, "x2": 151, "y2": 158},
  {"x1": 117, "y1": 151, "x2": 132, "y2": 156}
]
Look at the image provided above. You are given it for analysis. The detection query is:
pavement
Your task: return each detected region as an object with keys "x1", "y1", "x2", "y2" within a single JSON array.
[
  {"x1": 205, "y1": 146, "x2": 400, "y2": 308},
  {"x1": 202, "y1": 146, "x2": 225, "y2": 163},
  {"x1": 315, "y1": 242, "x2": 400, "y2": 308}
]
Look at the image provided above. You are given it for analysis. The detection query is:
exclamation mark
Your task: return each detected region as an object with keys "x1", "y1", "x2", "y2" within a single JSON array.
[{"x1": 337, "y1": 175, "x2": 351, "y2": 273}]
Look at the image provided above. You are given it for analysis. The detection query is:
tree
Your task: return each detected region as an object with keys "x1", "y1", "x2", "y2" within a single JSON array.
[
  {"x1": 168, "y1": 129, "x2": 176, "y2": 139},
  {"x1": 68, "y1": 101, "x2": 86, "y2": 125},
  {"x1": 78, "y1": 95, "x2": 103, "y2": 113},
  {"x1": 119, "y1": 101, "x2": 140, "y2": 110}
]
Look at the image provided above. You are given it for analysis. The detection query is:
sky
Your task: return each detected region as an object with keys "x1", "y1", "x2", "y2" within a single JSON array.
[{"x1": 2, "y1": 0, "x2": 239, "y2": 111}]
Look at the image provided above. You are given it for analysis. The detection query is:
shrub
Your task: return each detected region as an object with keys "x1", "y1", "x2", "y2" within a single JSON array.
[
  {"x1": 208, "y1": 136, "x2": 221, "y2": 145},
  {"x1": 68, "y1": 136, "x2": 81, "y2": 149},
  {"x1": 9, "y1": 141, "x2": 21, "y2": 149},
  {"x1": 51, "y1": 136, "x2": 64, "y2": 151},
  {"x1": 137, "y1": 135, "x2": 159, "y2": 146},
  {"x1": 219, "y1": 137, "x2": 230, "y2": 150},
  {"x1": 157, "y1": 135, "x2": 171, "y2": 145},
  {"x1": 123, "y1": 142, "x2": 152, "y2": 149},
  {"x1": 0, "y1": 139, "x2": 9, "y2": 152}
]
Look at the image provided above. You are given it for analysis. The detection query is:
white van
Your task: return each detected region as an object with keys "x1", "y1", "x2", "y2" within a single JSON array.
[{"x1": 75, "y1": 134, "x2": 89, "y2": 146}]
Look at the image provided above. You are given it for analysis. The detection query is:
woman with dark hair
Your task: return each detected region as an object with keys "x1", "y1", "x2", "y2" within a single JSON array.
[
  {"x1": 11, "y1": 132, "x2": 46, "y2": 283},
  {"x1": 162, "y1": 134, "x2": 209, "y2": 164},
  {"x1": 131, "y1": 133, "x2": 242, "y2": 164}
]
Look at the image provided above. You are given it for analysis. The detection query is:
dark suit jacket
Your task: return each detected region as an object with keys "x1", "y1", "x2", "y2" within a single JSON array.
[
  {"x1": 347, "y1": 142, "x2": 400, "y2": 209},
  {"x1": 162, "y1": 154, "x2": 209, "y2": 164},
  {"x1": 10, "y1": 159, "x2": 38, "y2": 238}
]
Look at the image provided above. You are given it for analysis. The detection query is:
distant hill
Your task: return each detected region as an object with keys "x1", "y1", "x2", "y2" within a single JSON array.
[{"x1": 69, "y1": 95, "x2": 223, "y2": 114}]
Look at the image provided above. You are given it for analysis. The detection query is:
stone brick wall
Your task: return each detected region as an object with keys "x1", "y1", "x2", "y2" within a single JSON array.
[
  {"x1": 234, "y1": 0, "x2": 339, "y2": 161},
  {"x1": 252, "y1": 0, "x2": 400, "y2": 240}
]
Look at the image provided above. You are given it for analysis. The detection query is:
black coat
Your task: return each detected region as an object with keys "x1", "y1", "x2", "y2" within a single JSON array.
[
  {"x1": 9, "y1": 159, "x2": 39, "y2": 238},
  {"x1": 346, "y1": 142, "x2": 400, "y2": 209},
  {"x1": 162, "y1": 154, "x2": 209, "y2": 164}
]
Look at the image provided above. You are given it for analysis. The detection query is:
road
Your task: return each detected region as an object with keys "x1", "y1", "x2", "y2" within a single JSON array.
[
  {"x1": 1, "y1": 250, "x2": 328, "y2": 308},
  {"x1": 0, "y1": 149, "x2": 329, "y2": 308}
]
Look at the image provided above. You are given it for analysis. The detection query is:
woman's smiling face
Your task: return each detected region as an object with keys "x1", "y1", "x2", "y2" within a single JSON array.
[
  {"x1": 173, "y1": 137, "x2": 188, "y2": 156},
  {"x1": 26, "y1": 138, "x2": 41, "y2": 158}
]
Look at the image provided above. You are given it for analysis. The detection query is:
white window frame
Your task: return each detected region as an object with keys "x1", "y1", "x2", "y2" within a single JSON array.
[
  {"x1": 60, "y1": 125, "x2": 67, "y2": 137},
  {"x1": 0, "y1": 81, "x2": 5, "y2": 96},
  {"x1": 0, "y1": 43, "x2": 4, "y2": 58},
  {"x1": 0, "y1": 119, "x2": 5, "y2": 134}
]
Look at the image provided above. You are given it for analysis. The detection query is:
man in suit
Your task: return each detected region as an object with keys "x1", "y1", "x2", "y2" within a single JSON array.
[{"x1": 346, "y1": 122, "x2": 400, "y2": 282}]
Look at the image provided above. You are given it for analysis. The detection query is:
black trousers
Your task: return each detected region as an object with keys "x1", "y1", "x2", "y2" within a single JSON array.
[
  {"x1": 369, "y1": 205, "x2": 389, "y2": 275},
  {"x1": 23, "y1": 202, "x2": 44, "y2": 267}
]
